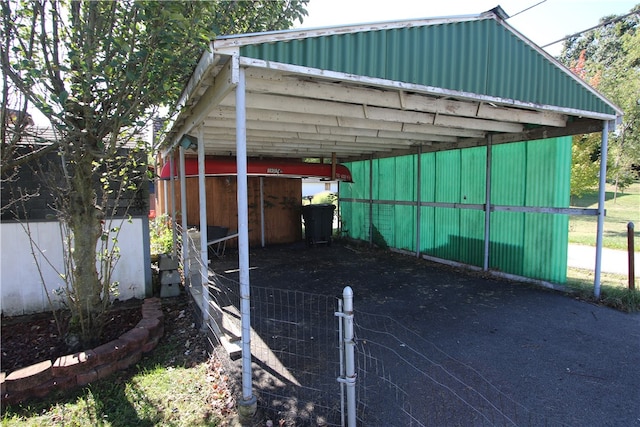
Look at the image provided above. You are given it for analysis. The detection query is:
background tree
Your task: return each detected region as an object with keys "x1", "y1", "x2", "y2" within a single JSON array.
[
  {"x1": 0, "y1": 0, "x2": 308, "y2": 346},
  {"x1": 559, "y1": 4, "x2": 640, "y2": 199}
]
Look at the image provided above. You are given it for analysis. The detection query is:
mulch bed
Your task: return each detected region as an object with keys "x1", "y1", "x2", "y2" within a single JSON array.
[{"x1": 1, "y1": 300, "x2": 143, "y2": 374}]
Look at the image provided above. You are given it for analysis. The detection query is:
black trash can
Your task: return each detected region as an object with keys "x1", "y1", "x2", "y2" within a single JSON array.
[{"x1": 301, "y1": 203, "x2": 335, "y2": 246}]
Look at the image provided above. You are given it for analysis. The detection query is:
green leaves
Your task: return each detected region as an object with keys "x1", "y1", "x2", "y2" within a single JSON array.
[
  {"x1": 2, "y1": 0, "x2": 309, "y2": 347},
  {"x1": 560, "y1": 5, "x2": 640, "y2": 195}
]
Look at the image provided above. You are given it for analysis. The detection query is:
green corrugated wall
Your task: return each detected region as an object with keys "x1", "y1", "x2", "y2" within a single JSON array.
[{"x1": 341, "y1": 137, "x2": 572, "y2": 283}]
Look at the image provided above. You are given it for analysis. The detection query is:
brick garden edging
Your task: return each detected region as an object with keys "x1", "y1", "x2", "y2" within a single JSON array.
[{"x1": 1, "y1": 298, "x2": 164, "y2": 405}]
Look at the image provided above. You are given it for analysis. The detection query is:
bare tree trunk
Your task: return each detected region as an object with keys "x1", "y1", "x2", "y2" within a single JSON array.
[
  {"x1": 67, "y1": 152, "x2": 104, "y2": 346},
  {"x1": 612, "y1": 127, "x2": 627, "y2": 204}
]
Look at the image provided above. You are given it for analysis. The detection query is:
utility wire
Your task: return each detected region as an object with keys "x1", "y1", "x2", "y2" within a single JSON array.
[
  {"x1": 507, "y1": 0, "x2": 547, "y2": 20},
  {"x1": 542, "y1": 9, "x2": 639, "y2": 48}
]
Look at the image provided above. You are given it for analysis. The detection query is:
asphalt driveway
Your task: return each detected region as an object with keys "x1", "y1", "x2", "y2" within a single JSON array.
[{"x1": 215, "y1": 241, "x2": 640, "y2": 426}]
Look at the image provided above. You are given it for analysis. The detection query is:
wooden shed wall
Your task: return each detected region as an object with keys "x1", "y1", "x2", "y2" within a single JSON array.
[{"x1": 158, "y1": 176, "x2": 302, "y2": 247}]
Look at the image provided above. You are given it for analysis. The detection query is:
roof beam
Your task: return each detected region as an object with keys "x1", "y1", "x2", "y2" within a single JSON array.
[
  {"x1": 221, "y1": 93, "x2": 520, "y2": 133},
  {"x1": 168, "y1": 58, "x2": 238, "y2": 148},
  {"x1": 434, "y1": 114, "x2": 524, "y2": 133},
  {"x1": 491, "y1": 118, "x2": 603, "y2": 144},
  {"x1": 245, "y1": 68, "x2": 568, "y2": 127},
  {"x1": 206, "y1": 105, "x2": 471, "y2": 137},
  {"x1": 243, "y1": 58, "x2": 619, "y2": 121},
  {"x1": 201, "y1": 128, "x2": 431, "y2": 150},
  {"x1": 207, "y1": 107, "x2": 485, "y2": 143},
  {"x1": 476, "y1": 103, "x2": 566, "y2": 127}
]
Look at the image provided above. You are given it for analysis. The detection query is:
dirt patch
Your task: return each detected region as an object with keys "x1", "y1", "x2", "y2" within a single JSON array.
[{"x1": 1, "y1": 300, "x2": 143, "y2": 373}]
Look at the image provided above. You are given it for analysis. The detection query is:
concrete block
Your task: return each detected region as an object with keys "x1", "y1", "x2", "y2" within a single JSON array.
[
  {"x1": 95, "y1": 362, "x2": 119, "y2": 380},
  {"x1": 141, "y1": 336, "x2": 161, "y2": 354},
  {"x1": 117, "y1": 351, "x2": 142, "y2": 370},
  {"x1": 1, "y1": 390, "x2": 28, "y2": 406},
  {"x1": 160, "y1": 281, "x2": 181, "y2": 297},
  {"x1": 93, "y1": 339, "x2": 130, "y2": 365},
  {"x1": 32, "y1": 376, "x2": 76, "y2": 398},
  {"x1": 119, "y1": 328, "x2": 149, "y2": 348},
  {"x1": 5, "y1": 360, "x2": 52, "y2": 393},
  {"x1": 160, "y1": 270, "x2": 181, "y2": 285},
  {"x1": 158, "y1": 254, "x2": 179, "y2": 271},
  {"x1": 52, "y1": 350, "x2": 97, "y2": 377},
  {"x1": 76, "y1": 368, "x2": 98, "y2": 386},
  {"x1": 136, "y1": 318, "x2": 163, "y2": 340}
]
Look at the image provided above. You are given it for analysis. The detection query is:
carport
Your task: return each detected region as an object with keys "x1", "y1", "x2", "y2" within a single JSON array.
[{"x1": 157, "y1": 7, "x2": 622, "y2": 409}]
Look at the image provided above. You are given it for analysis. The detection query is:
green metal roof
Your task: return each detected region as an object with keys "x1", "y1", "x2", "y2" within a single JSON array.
[
  {"x1": 238, "y1": 16, "x2": 618, "y2": 117},
  {"x1": 165, "y1": 10, "x2": 621, "y2": 161}
]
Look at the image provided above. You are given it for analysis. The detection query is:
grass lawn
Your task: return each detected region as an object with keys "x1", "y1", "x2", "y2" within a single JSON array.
[
  {"x1": 569, "y1": 182, "x2": 640, "y2": 250},
  {"x1": 566, "y1": 267, "x2": 640, "y2": 312}
]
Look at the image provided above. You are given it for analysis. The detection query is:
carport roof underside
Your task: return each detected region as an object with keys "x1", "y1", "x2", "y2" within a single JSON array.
[{"x1": 160, "y1": 8, "x2": 622, "y2": 162}]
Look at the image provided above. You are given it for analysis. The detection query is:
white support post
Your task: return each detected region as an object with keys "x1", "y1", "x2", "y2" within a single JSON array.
[
  {"x1": 163, "y1": 180, "x2": 168, "y2": 217},
  {"x1": 179, "y1": 147, "x2": 189, "y2": 281},
  {"x1": 169, "y1": 155, "x2": 177, "y2": 258},
  {"x1": 369, "y1": 157, "x2": 373, "y2": 246},
  {"x1": 338, "y1": 180, "x2": 342, "y2": 235},
  {"x1": 260, "y1": 177, "x2": 265, "y2": 248},
  {"x1": 236, "y1": 65, "x2": 257, "y2": 413},
  {"x1": 416, "y1": 146, "x2": 422, "y2": 258},
  {"x1": 337, "y1": 298, "x2": 346, "y2": 427},
  {"x1": 483, "y1": 135, "x2": 493, "y2": 271},
  {"x1": 594, "y1": 121, "x2": 610, "y2": 298},
  {"x1": 342, "y1": 286, "x2": 356, "y2": 427},
  {"x1": 197, "y1": 126, "x2": 209, "y2": 317}
]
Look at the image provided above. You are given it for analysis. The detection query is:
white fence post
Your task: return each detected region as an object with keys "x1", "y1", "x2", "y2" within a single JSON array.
[
  {"x1": 336, "y1": 286, "x2": 356, "y2": 426},
  {"x1": 338, "y1": 299, "x2": 345, "y2": 427}
]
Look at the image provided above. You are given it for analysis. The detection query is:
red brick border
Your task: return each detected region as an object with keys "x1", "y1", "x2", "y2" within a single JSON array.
[{"x1": 1, "y1": 298, "x2": 165, "y2": 405}]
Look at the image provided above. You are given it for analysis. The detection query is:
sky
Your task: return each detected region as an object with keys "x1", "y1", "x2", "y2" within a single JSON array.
[{"x1": 295, "y1": 0, "x2": 639, "y2": 56}]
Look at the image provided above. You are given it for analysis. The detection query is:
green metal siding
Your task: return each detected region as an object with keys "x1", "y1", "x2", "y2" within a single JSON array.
[
  {"x1": 433, "y1": 151, "x2": 461, "y2": 260},
  {"x1": 523, "y1": 140, "x2": 571, "y2": 282},
  {"x1": 490, "y1": 143, "x2": 526, "y2": 274},
  {"x1": 458, "y1": 147, "x2": 486, "y2": 266},
  {"x1": 370, "y1": 157, "x2": 417, "y2": 250},
  {"x1": 419, "y1": 153, "x2": 436, "y2": 254},
  {"x1": 340, "y1": 161, "x2": 370, "y2": 241},
  {"x1": 342, "y1": 136, "x2": 572, "y2": 283},
  {"x1": 489, "y1": 139, "x2": 570, "y2": 283},
  {"x1": 240, "y1": 18, "x2": 615, "y2": 116}
]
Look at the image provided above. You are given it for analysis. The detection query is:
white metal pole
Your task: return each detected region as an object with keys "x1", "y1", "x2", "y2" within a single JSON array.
[
  {"x1": 369, "y1": 157, "x2": 373, "y2": 246},
  {"x1": 236, "y1": 66, "x2": 256, "y2": 407},
  {"x1": 594, "y1": 121, "x2": 609, "y2": 298},
  {"x1": 416, "y1": 146, "x2": 422, "y2": 258},
  {"x1": 169, "y1": 155, "x2": 177, "y2": 258},
  {"x1": 179, "y1": 147, "x2": 188, "y2": 281},
  {"x1": 483, "y1": 135, "x2": 493, "y2": 271},
  {"x1": 197, "y1": 126, "x2": 209, "y2": 318},
  {"x1": 260, "y1": 177, "x2": 265, "y2": 248},
  {"x1": 338, "y1": 180, "x2": 341, "y2": 235},
  {"x1": 338, "y1": 298, "x2": 345, "y2": 427},
  {"x1": 163, "y1": 180, "x2": 168, "y2": 217},
  {"x1": 342, "y1": 286, "x2": 356, "y2": 427}
]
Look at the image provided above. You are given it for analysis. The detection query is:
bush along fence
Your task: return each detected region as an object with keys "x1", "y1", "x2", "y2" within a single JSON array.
[{"x1": 1, "y1": 298, "x2": 164, "y2": 405}]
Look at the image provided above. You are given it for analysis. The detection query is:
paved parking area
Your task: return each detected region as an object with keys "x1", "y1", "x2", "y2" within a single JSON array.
[{"x1": 216, "y1": 241, "x2": 640, "y2": 426}]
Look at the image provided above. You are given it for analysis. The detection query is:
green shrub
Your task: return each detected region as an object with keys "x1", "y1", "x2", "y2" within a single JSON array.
[{"x1": 150, "y1": 214, "x2": 174, "y2": 255}]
